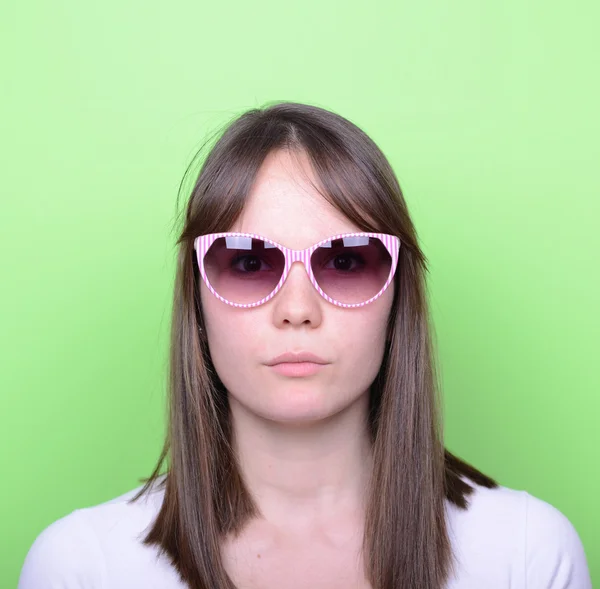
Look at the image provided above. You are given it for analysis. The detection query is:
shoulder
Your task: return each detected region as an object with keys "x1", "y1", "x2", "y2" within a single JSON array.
[
  {"x1": 18, "y1": 476, "x2": 169, "y2": 589},
  {"x1": 17, "y1": 507, "x2": 106, "y2": 589},
  {"x1": 445, "y1": 477, "x2": 592, "y2": 588},
  {"x1": 522, "y1": 489, "x2": 592, "y2": 588}
]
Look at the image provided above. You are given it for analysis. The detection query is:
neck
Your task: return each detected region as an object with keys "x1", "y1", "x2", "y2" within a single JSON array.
[{"x1": 229, "y1": 392, "x2": 373, "y2": 532}]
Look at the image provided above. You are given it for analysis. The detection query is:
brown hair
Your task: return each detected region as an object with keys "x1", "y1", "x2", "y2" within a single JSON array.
[{"x1": 130, "y1": 101, "x2": 498, "y2": 588}]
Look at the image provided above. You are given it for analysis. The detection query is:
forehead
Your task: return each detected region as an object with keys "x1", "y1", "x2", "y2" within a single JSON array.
[{"x1": 229, "y1": 149, "x2": 362, "y2": 249}]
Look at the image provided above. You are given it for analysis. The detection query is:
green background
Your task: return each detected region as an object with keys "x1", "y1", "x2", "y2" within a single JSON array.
[{"x1": 2, "y1": 0, "x2": 598, "y2": 586}]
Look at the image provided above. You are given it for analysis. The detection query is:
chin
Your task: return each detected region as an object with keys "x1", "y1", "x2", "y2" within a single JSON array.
[
  {"x1": 261, "y1": 410, "x2": 337, "y2": 426},
  {"x1": 250, "y1": 390, "x2": 340, "y2": 424}
]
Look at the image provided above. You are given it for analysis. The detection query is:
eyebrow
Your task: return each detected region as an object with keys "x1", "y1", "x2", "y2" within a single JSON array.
[{"x1": 222, "y1": 230, "x2": 369, "y2": 250}]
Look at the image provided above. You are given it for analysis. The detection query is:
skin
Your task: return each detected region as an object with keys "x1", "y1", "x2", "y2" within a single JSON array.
[{"x1": 200, "y1": 148, "x2": 394, "y2": 588}]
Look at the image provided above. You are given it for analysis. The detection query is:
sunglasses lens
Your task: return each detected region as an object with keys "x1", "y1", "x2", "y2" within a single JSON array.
[
  {"x1": 310, "y1": 236, "x2": 392, "y2": 304},
  {"x1": 203, "y1": 236, "x2": 285, "y2": 304}
]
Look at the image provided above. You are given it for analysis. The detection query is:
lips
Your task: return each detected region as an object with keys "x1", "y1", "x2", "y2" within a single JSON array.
[{"x1": 265, "y1": 352, "x2": 329, "y2": 366}]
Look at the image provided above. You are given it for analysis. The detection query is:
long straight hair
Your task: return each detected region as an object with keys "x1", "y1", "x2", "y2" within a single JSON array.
[{"x1": 130, "y1": 101, "x2": 498, "y2": 589}]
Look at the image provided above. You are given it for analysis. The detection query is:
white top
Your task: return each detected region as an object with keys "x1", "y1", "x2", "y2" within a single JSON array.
[{"x1": 17, "y1": 476, "x2": 592, "y2": 589}]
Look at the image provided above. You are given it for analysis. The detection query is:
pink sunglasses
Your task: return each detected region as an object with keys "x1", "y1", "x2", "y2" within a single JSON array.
[{"x1": 193, "y1": 231, "x2": 401, "y2": 308}]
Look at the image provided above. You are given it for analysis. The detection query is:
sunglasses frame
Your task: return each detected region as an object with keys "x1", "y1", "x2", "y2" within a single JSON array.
[{"x1": 193, "y1": 231, "x2": 401, "y2": 308}]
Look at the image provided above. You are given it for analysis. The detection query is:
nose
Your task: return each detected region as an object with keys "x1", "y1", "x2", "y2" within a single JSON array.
[{"x1": 270, "y1": 260, "x2": 323, "y2": 329}]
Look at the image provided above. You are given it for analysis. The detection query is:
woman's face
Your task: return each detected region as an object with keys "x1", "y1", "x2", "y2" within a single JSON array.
[{"x1": 200, "y1": 149, "x2": 394, "y2": 424}]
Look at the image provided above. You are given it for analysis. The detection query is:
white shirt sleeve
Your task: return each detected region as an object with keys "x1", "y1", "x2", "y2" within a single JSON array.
[
  {"x1": 525, "y1": 491, "x2": 592, "y2": 588},
  {"x1": 17, "y1": 509, "x2": 107, "y2": 589}
]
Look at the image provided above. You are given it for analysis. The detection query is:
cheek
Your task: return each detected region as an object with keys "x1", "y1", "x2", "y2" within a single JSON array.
[
  {"x1": 336, "y1": 307, "x2": 390, "y2": 374},
  {"x1": 364, "y1": 292, "x2": 394, "y2": 363},
  {"x1": 200, "y1": 289, "x2": 264, "y2": 384},
  {"x1": 326, "y1": 292, "x2": 393, "y2": 391}
]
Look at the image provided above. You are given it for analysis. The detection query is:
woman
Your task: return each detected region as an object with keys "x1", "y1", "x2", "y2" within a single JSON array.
[{"x1": 18, "y1": 102, "x2": 592, "y2": 589}]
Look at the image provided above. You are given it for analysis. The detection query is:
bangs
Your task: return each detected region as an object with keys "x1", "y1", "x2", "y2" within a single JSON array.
[{"x1": 179, "y1": 103, "x2": 407, "y2": 245}]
